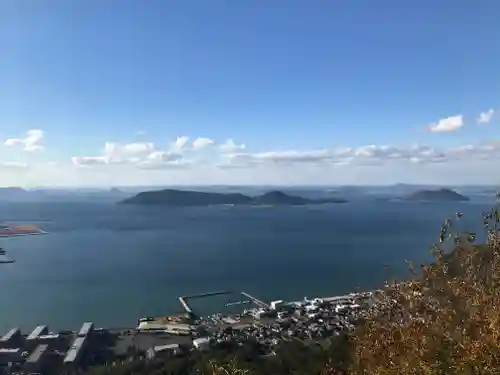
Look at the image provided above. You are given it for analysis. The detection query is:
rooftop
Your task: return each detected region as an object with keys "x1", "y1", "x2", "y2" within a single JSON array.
[{"x1": 26, "y1": 344, "x2": 49, "y2": 364}]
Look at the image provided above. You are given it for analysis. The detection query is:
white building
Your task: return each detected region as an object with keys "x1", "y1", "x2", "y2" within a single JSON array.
[
  {"x1": 146, "y1": 344, "x2": 180, "y2": 360},
  {"x1": 193, "y1": 337, "x2": 210, "y2": 351},
  {"x1": 270, "y1": 300, "x2": 284, "y2": 310}
]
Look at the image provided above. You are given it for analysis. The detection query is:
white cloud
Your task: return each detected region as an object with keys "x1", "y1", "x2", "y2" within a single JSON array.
[
  {"x1": 0, "y1": 128, "x2": 489, "y2": 185},
  {"x1": 4, "y1": 129, "x2": 44, "y2": 151},
  {"x1": 219, "y1": 139, "x2": 246, "y2": 153},
  {"x1": 136, "y1": 151, "x2": 187, "y2": 170},
  {"x1": 217, "y1": 142, "x2": 500, "y2": 170},
  {"x1": 477, "y1": 109, "x2": 495, "y2": 124},
  {"x1": 104, "y1": 142, "x2": 155, "y2": 159},
  {"x1": 71, "y1": 141, "x2": 188, "y2": 170},
  {"x1": 69, "y1": 134, "x2": 500, "y2": 175},
  {"x1": 0, "y1": 161, "x2": 28, "y2": 169},
  {"x1": 192, "y1": 137, "x2": 215, "y2": 149},
  {"x1": 71, "y1": 156, "x2": 109, "y2": 167},
  {"x1": 170, "y1": 136, "x2": 189, "y2": 152},
  {"x1": 428, "y1": 115, "x2": 464, "y2": 133}
]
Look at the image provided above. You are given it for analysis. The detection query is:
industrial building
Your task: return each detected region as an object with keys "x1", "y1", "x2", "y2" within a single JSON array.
[
  {"x1": 37, "y1": 333, "x2": 66, "y2": 350},
  {"x1": 136, "y1": 321, "x2": 194, "y2": 335},
  {"x1": 0, "y1": 328, "x2": 21, "y2": 348},
  {"x1": 77, "y1": 322, "x2": 94, "y2": 337},
  {"x1": 24, "y1": 344, "x2": 49, "y2": 374},
  {"x1": 63, "y1": 336, "x2": 87, "y2": 368},
  {"x1": 0, "y1": 348, "x2": 22, "y2": 365},
  {"x1": 27, "y1": 325, "x2": 49, "y2": 341}
]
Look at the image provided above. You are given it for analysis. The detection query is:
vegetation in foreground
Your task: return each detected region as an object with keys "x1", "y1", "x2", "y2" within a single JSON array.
[{"x1": 87, "y1": 196, "x2": 500, "y2": 375}]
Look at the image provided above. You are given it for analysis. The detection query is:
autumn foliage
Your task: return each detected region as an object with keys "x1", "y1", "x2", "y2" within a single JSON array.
[{"x1": 350, "y1": 196, "x2": 500, "y2": 375}]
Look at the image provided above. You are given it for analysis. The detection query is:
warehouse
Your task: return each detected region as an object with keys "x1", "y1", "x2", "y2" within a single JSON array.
[
  {"x1": 37, "y1": 334, "x2": 65, "y2": 350},
  {"x1": 63, "y1": 336, "x2": 87, "y2": 368},
  {"x1": 0, "y1": 328, "x2": 21, "y2": 348},
  {"x1": 27, "y1": 325, "x2": 49, "y2": 341},
  {"x1": 136, "y1": 322, "x2": 193, "y2": 335},
  {"x1": 78, "y1": 322, "x2": 94, "y2": 337},
  {"x1": 24, "y1": 344, "x2": 49, "y2": 374},
  {"x1": 0, "y1": 348, "x2": 22, "y2": 365}
]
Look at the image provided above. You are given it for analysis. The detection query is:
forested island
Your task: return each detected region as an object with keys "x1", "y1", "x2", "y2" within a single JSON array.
[
  {"x1": 401, "y1": 188, "x2": 469, "y2": 202},
  {"x1": 119, "y1": 189, "x2": 348, "y2": 206}
]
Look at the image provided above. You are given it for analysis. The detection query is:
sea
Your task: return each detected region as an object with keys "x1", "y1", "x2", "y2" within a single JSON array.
[{"x1": 0, "y1": 196, "x2": 495, "y2": 333}]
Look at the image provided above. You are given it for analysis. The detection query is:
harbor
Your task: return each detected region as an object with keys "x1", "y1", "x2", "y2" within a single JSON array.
[
  {"x1": 0, "y1": 289, "x2": 382, "y2": 374},
  {"x1": 177, "y1": 291, "x2": 270, "y2": 316}
]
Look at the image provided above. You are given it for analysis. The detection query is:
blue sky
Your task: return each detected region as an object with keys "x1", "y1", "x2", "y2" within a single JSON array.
[{"x1": 0, "y1": 0, "x2": 499, "y2": 186}]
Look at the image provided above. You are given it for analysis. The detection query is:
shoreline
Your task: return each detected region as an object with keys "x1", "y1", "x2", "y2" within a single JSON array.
[{"x1": 0, "y1": 289, "x2": 382, "y2": 336}]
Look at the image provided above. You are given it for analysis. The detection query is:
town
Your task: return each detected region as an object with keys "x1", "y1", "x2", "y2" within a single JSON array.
[{"x1": 0, "y1": 290, "x2": 382, "y2": 375}]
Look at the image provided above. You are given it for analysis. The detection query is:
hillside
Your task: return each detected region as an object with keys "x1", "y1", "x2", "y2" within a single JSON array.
[
  {"x1": 120, "y1": 189, "x2": 347, "y2": 206},
  {"x1": 402, "y1": 188, "x2": 469, "y2": 202}
]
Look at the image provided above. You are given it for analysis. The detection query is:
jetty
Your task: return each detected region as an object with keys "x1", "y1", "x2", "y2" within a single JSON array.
[
  {"x1": 178, "y1": 297, "x2": 192, "y2": 314},
  {"x1": 183, "y1": 291, "x2": 230, "y2": 299},
  {"x1": 178, "y1": 291, "x2": 231, "y2": 314},
  {"x1": 225, "y1": 300, "x2": 250, "y2": 307},
  {"x1": 178, "y1": 290, "x2": 269, "y2": 314},
  {"x1": 241, "y1": 292, "x2": 269, "y2": 308}
]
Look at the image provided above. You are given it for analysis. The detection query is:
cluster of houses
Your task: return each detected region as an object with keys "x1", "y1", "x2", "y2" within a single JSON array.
[{"x1": 182, "y1": 292, "x2": 378, "y2": 353}]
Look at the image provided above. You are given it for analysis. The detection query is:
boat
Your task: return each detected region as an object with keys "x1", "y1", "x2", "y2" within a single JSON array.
[{"x1": 0, "y1": 248, "x2": 14, "y2": 263}]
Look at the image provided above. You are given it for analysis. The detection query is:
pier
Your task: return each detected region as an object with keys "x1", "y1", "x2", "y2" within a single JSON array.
[
  {"x1": 178, "y1": 290, "x2": 268, "y2": 314},
  {"x1": 183, "y1": 291, "x2": 231, "y2": 300},
  {"x1": 240, "y1": 292, "x2": 269, "y2": 308},
  {"x1": 178, "y1": 297, "x2": 193, "y2": 314},
  {"x1": 225, "y1": 300, "x2": 250, "y2": 307},
  {"x1": 178, "y1": 291, "x2": 231, "y2": 314}
]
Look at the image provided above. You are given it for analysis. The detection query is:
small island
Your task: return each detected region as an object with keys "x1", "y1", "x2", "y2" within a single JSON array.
[
  {"x1": 119, "y1": 189, "x2": 348, "y2": 207},
  {"x1": 401, "y1": 188, "x2": 469, "y2": 202}
]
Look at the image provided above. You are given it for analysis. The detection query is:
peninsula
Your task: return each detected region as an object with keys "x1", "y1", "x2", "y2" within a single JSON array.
[
  {"x1": 401, "y1": 188, "x2": 469, "y2": 202},
  {"x1": 119, "y1": 189, "x2": 348, "y2": 207}
]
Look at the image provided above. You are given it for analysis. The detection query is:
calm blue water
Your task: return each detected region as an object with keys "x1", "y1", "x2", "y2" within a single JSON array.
[{"x1": 0, "y1": 200, "x2": 493, "y2": 332}]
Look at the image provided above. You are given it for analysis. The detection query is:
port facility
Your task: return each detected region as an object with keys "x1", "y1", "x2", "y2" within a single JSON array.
[
  {"x1": 177, "y1": 291, "x2": 269, "y2": 316},
  {"x1": 0, "y1": 224, "x2": 48, "y2": 237}
]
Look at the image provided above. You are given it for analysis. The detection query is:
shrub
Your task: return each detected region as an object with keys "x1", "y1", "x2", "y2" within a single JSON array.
[{"x1": 350, "y1": 194, "x2": 500, "y2": 375}]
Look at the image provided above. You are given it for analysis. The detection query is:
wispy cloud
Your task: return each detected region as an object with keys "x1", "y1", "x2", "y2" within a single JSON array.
[
  {"x1": 192, "y1": 137, "x2": 215, "y2": 150},
  {"x1": 4, "y1": 129, "x2": 44, "y2": 151},
  {"x1": 477, "y1": 109, "x2": 495, "y2": 125}
]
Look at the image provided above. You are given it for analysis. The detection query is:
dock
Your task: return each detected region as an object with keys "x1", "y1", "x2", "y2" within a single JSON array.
[
  {"x1": 178, "y1": 291, "x2": 231, "y2": 314},
  {"x1": 225, "y1": 300, "x2": 250, "y2": 307},
  {"x1": 178, "y1": 290, "x2": 269, "y2": 314},
  {"x1": 183, "y1": 291, "x2": 231, "y2": 300},
  {"x1": 178, "y1": 297, "x2": 192, "y2": 314},
  {"x1": 240, "y1": 292, "x2": 269, "y2": 308}
]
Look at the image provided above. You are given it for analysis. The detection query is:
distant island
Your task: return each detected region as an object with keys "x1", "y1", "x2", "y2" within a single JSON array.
[
  {"x1": 401, "y1": 188, "x2": 469, "y2": 202},
  {"x1": 119, "y1": 189, "x2": 348, "y2": 207}
]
